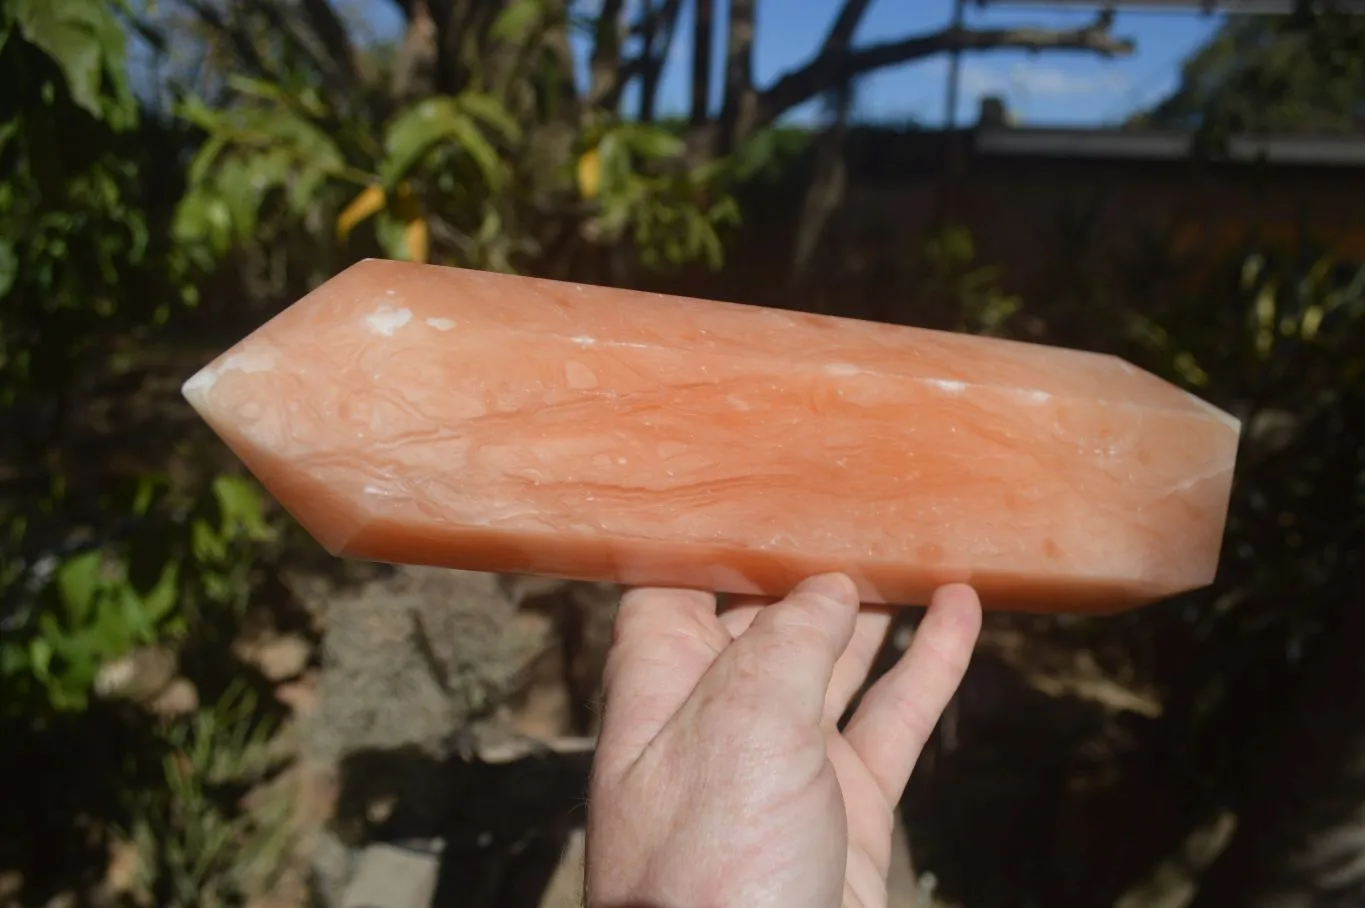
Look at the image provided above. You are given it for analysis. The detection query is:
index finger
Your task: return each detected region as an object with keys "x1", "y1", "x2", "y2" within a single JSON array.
[{"x1": 596, "y1": 587, "x2": 729, "y2": 773}]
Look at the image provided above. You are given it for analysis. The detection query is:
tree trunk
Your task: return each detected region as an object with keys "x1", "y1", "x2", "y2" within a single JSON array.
[
  {"x1": 689, "y1": 0, "x2": 714, "y2": 126},
  {"x1": 588, "y1": 0, "x2": 624, "y2": 108},
  {"x1": 391, "y1": 0, "x2": 438, "y2": 101},
  {"x1": 718, "y1": 0, "x2": 757, "y2": 151},
  {"x1": 789, "y1": 83, "x2": 853, "y2": 284}
]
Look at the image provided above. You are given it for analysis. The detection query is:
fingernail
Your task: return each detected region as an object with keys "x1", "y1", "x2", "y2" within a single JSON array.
[{"x1": 794, "y1": 573, "x2": 859, "y2": 608}]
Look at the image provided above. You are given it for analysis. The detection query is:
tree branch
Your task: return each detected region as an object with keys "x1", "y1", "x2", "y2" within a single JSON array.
[
  {"x1": 626, "y1": 0, "x2": 678, "y2": 40},
  {"x1": 588, "y1": 0, "x2": 626, "y2": 107},
  {"x1": 176, "y1": 0, "x2": 273, "y2": 78},
  {"x1": 757, "y1": 11, "x2": 1135, "y2": 132},
  {"x1": 299, "y1": 0, "x2": 361, "y2": 86},
  {"x1": 388, "y1": 0, "x2": 414, "y2": 18},
  {"x1": 243, "y1": 0, "x2": 339, "y2": 80},
  {"x1": 816, "y1": 0, "x2": 874, "y2": 61},
  {"x1": 638, "y1": 0, "x2": 683, "y2": 121},
  {"x1": 391, "y1": 0, "x2": 438, "y2": 100}
]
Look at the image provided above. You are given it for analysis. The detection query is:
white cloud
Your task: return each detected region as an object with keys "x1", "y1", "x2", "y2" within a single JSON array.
[{"x1": 960, "y1": 62, "x2": 1128, "y2": 98}]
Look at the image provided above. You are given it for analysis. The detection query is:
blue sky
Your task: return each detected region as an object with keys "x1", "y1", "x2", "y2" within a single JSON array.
[{"x1": 359, "y1": 0, "x2": 1225, "y2": 127}]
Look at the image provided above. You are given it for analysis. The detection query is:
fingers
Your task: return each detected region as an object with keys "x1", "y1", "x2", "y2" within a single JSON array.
[
  {"x1": 824, "y1": 608, "x2": 893, "y2": 727},
  {"x1": 597, "y1": 587, "x2": 728, "y2": 767},
  {"x1": 716, "y1": 594, "x2": 771, "y2": 638},
  {"x1": 719, "y1": 585, "x2": 892, "y2": 727},
  {"x1": 842, "y1": 583, "x2": 982, "y2": 805},
  {"x1": 695, "y1": 573, "x2": 861, "y2": 727}
]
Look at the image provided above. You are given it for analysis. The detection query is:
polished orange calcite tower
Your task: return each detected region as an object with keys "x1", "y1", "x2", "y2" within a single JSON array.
[{"x1": 183, "y1": 259, "x2": 1241, "y2": 613}]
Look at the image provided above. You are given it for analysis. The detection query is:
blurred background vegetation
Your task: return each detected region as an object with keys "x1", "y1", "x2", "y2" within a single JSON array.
[{"x1": 1, "y1": 1, "x2": 1362, "y2": 907}]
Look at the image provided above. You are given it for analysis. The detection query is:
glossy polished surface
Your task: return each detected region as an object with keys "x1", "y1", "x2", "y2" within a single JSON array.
[{"x1": 183, "y1": 259, "x2": 1241, "y2": 613}]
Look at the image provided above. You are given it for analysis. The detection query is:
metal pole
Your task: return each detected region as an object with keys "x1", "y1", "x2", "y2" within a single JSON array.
[{"x1": 944, "y1": 0, "x2": 967, "y2": 129}]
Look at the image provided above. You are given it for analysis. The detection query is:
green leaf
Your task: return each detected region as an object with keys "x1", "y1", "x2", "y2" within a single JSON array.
[
  {"x1": 187, "y1": 134, "x2": 228, "y2": 187},
  {"x1": 212, "y1": 475, "x2": 274, "y2": 542},
  {"x1": 85, "y1": 596, "x2": 132, "y2": 660},
  {"x1": 12, "y1": 0, "x2": 132, "y2": 124},
  {"x1": 214, "y1": 157, "x2": 264, "y2": 244},
  {"x1": 448, "y1": 115, "x2": 503, "y2": 190},
  {"x1": 0, "y1": 238, "x2": 16, "y2": 297},
  {"x1": 382, "y1": 98, "x2": 464, "y2": 186},
  {"x1": 374, "y1": 210, "x2": 410, "y2": 262},
  {"x1": 28, "y1": 637, "x2": 53, "y2": 680},
  {"x1": 56, "y1": 549, "x2": 104, "y2": 624},
  {"x1": 225, "y1": 75, "x2": 326, "y2": 118},
  {"x1": 191, "y1": 519, "x2": 226, "y2": 563},
  {"x1": 116, "y1": 583, "x2": 154, "y2": 643},
  {"x1": 620, "y1": 124, "x2": 685, "y2": 160},
  {"x1": 489, "y1": 0, "x2": 544, "y2": 44},
  {"x1": 459, "y1": 93, "x2": 522, "y2": 143},
  {"x1": 380, "y1": 95, "x2": 513, "y2": 188},
  {"x1": 139, "y1": 559, "x2": 181, "y2": 626},
  {"x1": 0, "y1": 644, "x2": 28, "y2": 677},
  {"x1": 596, "y1": 131, "x2": 629, "y2": 197},
  {"x1": 289, "y1": 162, "x2": 330, "y2": 215}
]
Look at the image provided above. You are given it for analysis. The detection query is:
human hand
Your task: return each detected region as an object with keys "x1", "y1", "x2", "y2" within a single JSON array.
[{"x1": 584, "y1": 573, "x2": 982, "y2": 908}]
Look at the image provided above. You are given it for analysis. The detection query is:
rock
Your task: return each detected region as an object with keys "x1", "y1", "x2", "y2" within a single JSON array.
[
  {"x1": 234, "y1": 632, "x2": 313, "y2": 683},
  {"x1": 275, "y1": 669, "x2": 319, "y2": 714},
  {"x1": 537, "y1": 828, "x2": 585, "y2": 908},
  {"x1": 298, "y1": 566, "x2": 552, "y2": 905},
  {"x1": 149, "y1": 677, "x2": 198, "y2": 718},
  {"x1": 99, "y1": 839, "x2": 143, "y2": 905},
  {"x1": 303, "y1": 567, "x2": 547, "y2": 768},
  {"x1": 0, "y1": 870, "x2": 23, "y2": 905},
  {"x1": 340, "y1": 844, "x2": 440, "y2": 908},
  {"x1": 310, "y1": 831, "x2": 355, "y2": 908},
  {"x1": 255, "y1": 635, "x2": 313, "y2": 683},
  {"x1": 886, "y1": 811, "x2": 916, "y2": 908},
  {"x1": 93, "y1": 646, "x2": 177, "y2": 705},
  {"x1": 246, "y1": 864, "x2": 310, "y2": 908}
]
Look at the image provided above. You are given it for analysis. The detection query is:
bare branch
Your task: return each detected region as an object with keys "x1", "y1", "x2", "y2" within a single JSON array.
[
  {"x1": 627, "y1": 0, "x2": 679, "y2": 40},
  {"x1": 176, "y1": 0, "x2": 272, "y2": 77},
  {"x1": 299, "y1": 0, "x2": 361, "y2": 85},
  {"x1": 638, "y1": 0, "x2": 683, "y2": 121},
  {"x1": 243, "y1": 0, "x2": 339, "y2": 79},
  {"x1": 816, "y1": 0, "x2": 874, "y2": 60},
  {"x1": 757, "y1": 11, "x2": 1135, "y2": 133},
  {"x1": 589, "y1": 0, "x2": 685, "y2": 116}
]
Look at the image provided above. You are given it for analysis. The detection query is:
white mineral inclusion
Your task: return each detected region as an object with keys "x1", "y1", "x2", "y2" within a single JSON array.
[
  {"x1": 181, "y1": 350, "x2": 276, "y2": 399},
  {"x1": 825, "y1": 363, "x2": 862, "y2": 376},
  {"x1": 1022, "y1": 389, "x2": 1051, "y2": 404},
  {"x1": 425, "y1": 317, "x2": 455, "y2": 331},
  {"x1": 365, "y1": 305, "x2": 412, "y2": 336},
  {"x1": 929, "y1": 378, "x2": 967, "y2": 394}
]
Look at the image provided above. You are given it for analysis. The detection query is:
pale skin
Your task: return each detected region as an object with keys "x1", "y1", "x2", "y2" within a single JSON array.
[{"x1": 584, "y1": 573, "x2": 984, "y2": 908}]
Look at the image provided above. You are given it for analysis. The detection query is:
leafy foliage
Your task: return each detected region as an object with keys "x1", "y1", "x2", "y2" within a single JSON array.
[
  {"x1": 4, "y1": 0, "x2": 137, "y2": 127},
  {"x1": 578, "y1": 121, "x2": 741, "y2": 270},
  {"x1": 0, "y1": 0, "x2": 278, "y2": 718},
  {"x1": 126, "y1": 682, "x2": 295, "y2": 908},
  {"x1": 1, "y1": 470, "x2": 278, "y2": 715},
  {"x1": 916, "y1": 225, "x2": 1023, "y2": 336},
  {"x1": 1140, "y1": 11, "x2": 1365, "y2": 138}
]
